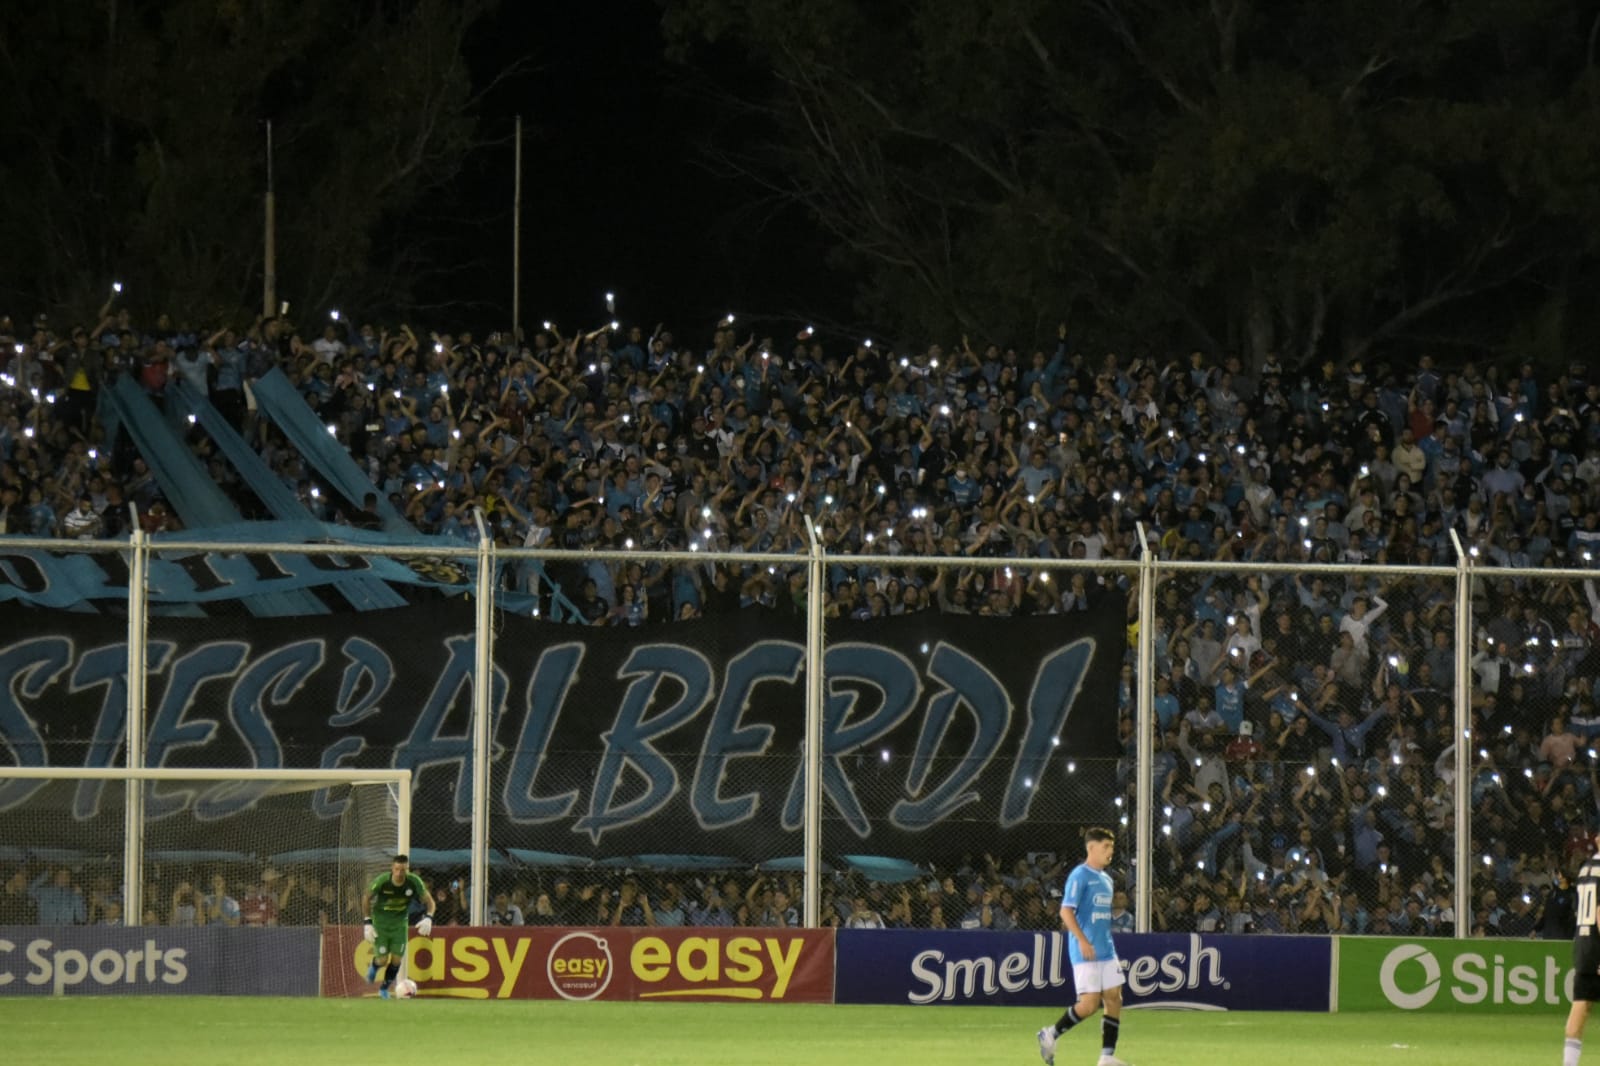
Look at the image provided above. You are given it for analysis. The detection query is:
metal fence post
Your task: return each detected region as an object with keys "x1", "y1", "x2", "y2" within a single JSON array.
[
  {"x1": 124, "y1": 515, "x2": 147, "y2": 928},
  {"x1": 1450, "y1": 529, "x2": 1471, "y2": 939},
  {"x1": 1135, "y1": 522, "x2": 1154, "y2": 933},
  {"x1": 802, "y1": 516, "x2": 825, "y2": 928},
  {"x1": 470, "y1": 511, "x2": 494, "y2": 927}
]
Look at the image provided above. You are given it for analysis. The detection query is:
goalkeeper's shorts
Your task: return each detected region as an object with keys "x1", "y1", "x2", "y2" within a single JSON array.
[{"x1": 372, "y1": 923, "x2": 409, "y2": 958}]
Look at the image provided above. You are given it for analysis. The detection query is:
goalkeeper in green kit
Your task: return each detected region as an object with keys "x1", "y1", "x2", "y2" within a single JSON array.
[{"x1": 364, "y1": 854, "x2": 435, "y2": 999}]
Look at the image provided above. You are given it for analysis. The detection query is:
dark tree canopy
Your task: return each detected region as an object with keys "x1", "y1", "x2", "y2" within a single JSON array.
[
  {"x1": 665, "y1": 0, "x2": 1600, "y2": 366},
  {"x1": 0, "y1": 0, "x2": 495, "y2": 325}
]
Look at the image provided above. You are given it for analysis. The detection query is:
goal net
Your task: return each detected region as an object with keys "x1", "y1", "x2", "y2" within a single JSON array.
[{"x1": 0, "y1": 768, "x2": 408, "y2": 956}]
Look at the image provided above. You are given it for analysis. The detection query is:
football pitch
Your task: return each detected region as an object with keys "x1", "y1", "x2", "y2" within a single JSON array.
[{"x1": 0, "y1": 999, "x2": 1555, "y2": 1065}]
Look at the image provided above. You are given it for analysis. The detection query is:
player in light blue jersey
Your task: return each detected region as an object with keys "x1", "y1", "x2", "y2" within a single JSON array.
[{"x1": 1036, "y1": 827, "x2": 1129, "y2": 1066}]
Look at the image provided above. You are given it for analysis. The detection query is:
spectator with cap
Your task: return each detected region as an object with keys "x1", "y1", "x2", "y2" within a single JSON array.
[{"x1": 238, "y1": 865, "x2": 291, "y2": 927}]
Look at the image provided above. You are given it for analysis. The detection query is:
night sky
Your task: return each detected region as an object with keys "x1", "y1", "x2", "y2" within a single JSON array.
[{"x1": 427, "y1": 0, "x2": 852, "y2": 338}]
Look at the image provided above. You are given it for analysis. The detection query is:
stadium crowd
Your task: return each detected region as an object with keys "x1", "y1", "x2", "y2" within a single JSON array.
[{"x1": 4, "y1": 302, "x2": 1600, "y2": 936}]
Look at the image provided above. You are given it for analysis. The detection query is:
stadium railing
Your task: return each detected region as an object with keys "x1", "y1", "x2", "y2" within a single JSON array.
[{"x1": 3, "y1": 521, "x2": 1593, "y2": 941}]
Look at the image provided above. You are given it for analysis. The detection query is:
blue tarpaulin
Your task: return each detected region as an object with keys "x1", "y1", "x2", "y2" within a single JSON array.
[{"x1": 103, "y1": 376, "x2": 327, "y2": 617}]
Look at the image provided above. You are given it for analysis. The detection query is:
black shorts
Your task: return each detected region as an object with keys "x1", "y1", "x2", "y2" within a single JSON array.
[{"x1": 1574, "y1": 974, "x2": 1600, "y2": 1003}]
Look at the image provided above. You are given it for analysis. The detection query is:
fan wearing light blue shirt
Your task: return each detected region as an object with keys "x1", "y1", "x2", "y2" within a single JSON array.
[{"x1": 1036, "y1": 827, "x2": 1128, "y2": 1066}]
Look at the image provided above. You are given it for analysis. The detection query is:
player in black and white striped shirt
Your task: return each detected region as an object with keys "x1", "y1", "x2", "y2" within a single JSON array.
[{"x1": 1566, "y1": 836, "x2": 1600, "y2": 1066}]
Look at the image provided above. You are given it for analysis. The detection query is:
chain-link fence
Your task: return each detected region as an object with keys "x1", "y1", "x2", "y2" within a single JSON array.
[
  {"x1": 130, "y1": 544, "x2": 469, "y2": 929},
  {"x1": 487, "y1": 544, "x2": 815, "y2": 930},
  {"x1": 0, "y1": 766, "x2": 403, "y2": 948},
  {"x1": 479, "y1": 546, "x2": 1138, "y2": 934},
  {"x1": 0, "y1": 541, "x2": 133, "y2": 928},
  {"x1": 12, "y1": 534, "x2": 1595, "y2": 939},
  {"x1": 1465, "y1": 567, "x2": 1600, "y2": 942},
  {"x1": 1148, "y1": 562, "x2": 1459, "y2": 938},
  {"x1": 814, "y1": 554, "x2": 1136, "y2": 934},
  {"x1": 0, "y1": 776, "x2": 125, "y2": 925}
]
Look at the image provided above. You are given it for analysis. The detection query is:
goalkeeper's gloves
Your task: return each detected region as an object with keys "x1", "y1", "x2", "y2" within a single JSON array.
[
  {"x1": 416, "y1": 915, "x2": 433, "y2": 937},
  {"x1": 362, "y1": 919, "x2": 376, "y2": 943}
]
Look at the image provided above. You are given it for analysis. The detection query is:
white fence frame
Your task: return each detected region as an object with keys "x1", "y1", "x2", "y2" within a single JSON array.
[{"x1": 5, "y1": 524, "x2": 1593, "y2": 935}]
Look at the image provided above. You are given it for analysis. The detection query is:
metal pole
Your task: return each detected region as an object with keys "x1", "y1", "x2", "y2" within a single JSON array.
[
  {"x1": 469, "y1": 511, "x2": 494, "y2": 926},
  {"x1": 263, "y1": 120, "x2": 276, "y2": 320},
  {"x1": 1134, "y1": 522, "x2": 1155, "y2": 933},
  {"x1": 802, "y1": 516, "x2": 825, "y2": 928},
  {"x1": 123, "y1": 520, "x2": 147, "y2": 927},
  {"x1": 395, "y1": 770, "x2": 412, "y2": 857},
  {"x1": 1449, "y1": 530, "x2": 1472, "y2": 939},
  {"x1": 104, "y1": 0, "x2": 117, "y2": 160},
  {"x1": 511, "y1": 115, "x2": 522, "y2": 342}
]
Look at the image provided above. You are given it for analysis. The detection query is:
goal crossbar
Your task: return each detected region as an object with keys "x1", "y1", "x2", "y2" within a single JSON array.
[{"x1": 0, "y1": 768, "x2": 412, "y2": 784}]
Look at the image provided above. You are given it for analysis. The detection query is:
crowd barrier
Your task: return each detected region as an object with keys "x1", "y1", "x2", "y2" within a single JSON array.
[{"x1": 0, "y1": 924, "x2": 1578, "y2": 1012}]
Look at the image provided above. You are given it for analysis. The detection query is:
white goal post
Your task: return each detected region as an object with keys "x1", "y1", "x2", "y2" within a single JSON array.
[{"x1": 0, "y1": 767, "x2": 411, "y2": 929}]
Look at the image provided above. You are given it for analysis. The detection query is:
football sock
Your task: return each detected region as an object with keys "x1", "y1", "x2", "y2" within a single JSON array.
[
  {"x1": 1053, "y1": 1006, "x2": 1082, "y2": 1036},
  {"x1": 383, "y1": 962, "x2": 400, "y2": 989},
  {"x1": 1566, "y1": 1037, "x2": 1582, "y2": 1066},
  {"x1": 366, "y1": 961, "x2": 378, "y2": 983},
  {"x1": 1102, "y1": 1016, "x2": 1121, "y2": 1057}
]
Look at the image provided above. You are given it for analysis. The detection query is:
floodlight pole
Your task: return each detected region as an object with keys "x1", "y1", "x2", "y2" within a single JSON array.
[
  {"x1": 263, "y1": 120, "x2": 277, "y2": 321},
  {"x1": 511, "y1": 115, "x2": 522, "y2": 342}
]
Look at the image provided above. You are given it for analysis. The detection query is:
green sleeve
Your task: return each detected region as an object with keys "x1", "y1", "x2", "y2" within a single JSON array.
[
  {"x1": 408, "y1": 873, "x2": 430, "y2": 899},
  {"x1": 366, "y1": 874, "x2": 387, "y2": 900}
]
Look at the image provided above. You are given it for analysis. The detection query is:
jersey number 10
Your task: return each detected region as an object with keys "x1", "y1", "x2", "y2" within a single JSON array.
[{"x1": 1579, "y1": 883, "x2": 1597, "y2": 930}]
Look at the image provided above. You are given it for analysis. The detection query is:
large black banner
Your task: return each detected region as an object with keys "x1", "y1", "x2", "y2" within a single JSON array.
[{"x1": 0, "y1": 598, "x2": 1124, "y2": 864}]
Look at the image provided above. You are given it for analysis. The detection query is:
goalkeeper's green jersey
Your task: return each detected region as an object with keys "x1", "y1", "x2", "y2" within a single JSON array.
[{"x1": 368, "y1": 872, "x2": 427, "y2": 926}]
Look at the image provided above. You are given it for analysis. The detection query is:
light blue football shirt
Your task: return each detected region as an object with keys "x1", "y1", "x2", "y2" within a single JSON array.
[{"x1": 1061, "y1": 862, "x2": 1117, "y2": 965}]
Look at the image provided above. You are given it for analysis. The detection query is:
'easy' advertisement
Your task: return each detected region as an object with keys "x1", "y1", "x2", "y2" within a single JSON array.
[
  {"x1": 834, "y1": 930, "x2": 1331, "y2": 1010},
  {"x1": 321, "y1": 925, "x2": 835, "y2": 1002}
]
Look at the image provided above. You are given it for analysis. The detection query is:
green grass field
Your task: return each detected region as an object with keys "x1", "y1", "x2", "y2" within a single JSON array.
[{"x1": 0, "y1": 999, "x2": 1561, "y2": 1066}]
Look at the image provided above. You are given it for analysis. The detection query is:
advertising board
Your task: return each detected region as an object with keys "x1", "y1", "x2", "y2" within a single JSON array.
[
  {"x1": 834, "y1": 930, "x2": 1332, "y2": 1010},
  {"x1": 0, "y1": 926, "x2": 318, "y2": 996},
  {"x1": 1338, "y1": 937, "x2": 1573, "y2": 1012},
  {"x1": 321, "y1": 925, "x2": 835, "y2": 1002}
]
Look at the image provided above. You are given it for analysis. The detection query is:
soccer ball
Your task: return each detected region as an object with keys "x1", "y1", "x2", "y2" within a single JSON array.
[{"x1": 394, "y1": 978, "x2": 418, "y2": 999}]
